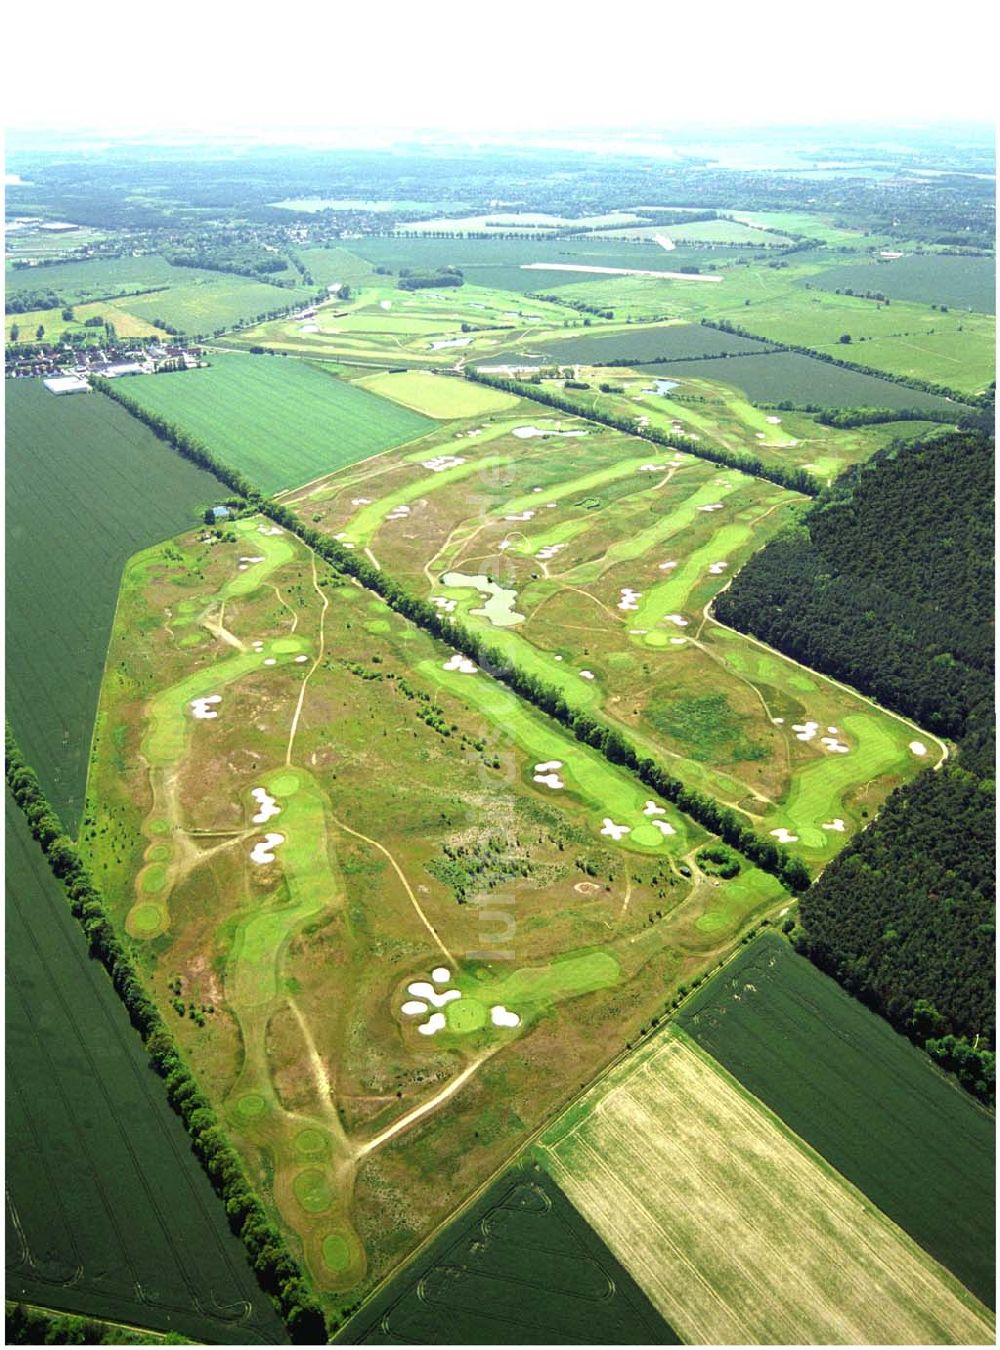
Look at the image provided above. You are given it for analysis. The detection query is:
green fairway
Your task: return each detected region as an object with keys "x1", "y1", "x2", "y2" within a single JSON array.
[
  {"x1": 679, "y1": 934, "x2": 996, "y2": 1305},
  {"x1": 120, "y1": 351, "x2": 434, "y2": 493}
]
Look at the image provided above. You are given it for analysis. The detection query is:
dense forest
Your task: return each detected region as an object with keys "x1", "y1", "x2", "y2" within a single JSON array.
[{"x1": 716, "y1": 428, "x2": 995, "y2": 1101}]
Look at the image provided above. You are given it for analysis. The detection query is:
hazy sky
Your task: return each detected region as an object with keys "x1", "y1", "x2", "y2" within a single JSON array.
[{"x1": 3, "y1": 0, "x2": 997, "y2": 138}]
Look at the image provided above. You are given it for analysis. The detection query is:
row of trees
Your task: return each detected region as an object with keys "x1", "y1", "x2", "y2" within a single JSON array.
[
  {"x1": 700, "y1": 317, "x2": 984, "y2": 408},
  {"x1": 4, "y1": 729, "x2": 327, "y2": 1342},
  {"x1": 463, "y1": 369, "x2": 820, "y2": 497},
  {"x1": 91, "y1": 377, "x2": 812, "y2": 895},
  {"x1": 5, "y1": 1303, "x2": 182, "y2": 1346}
]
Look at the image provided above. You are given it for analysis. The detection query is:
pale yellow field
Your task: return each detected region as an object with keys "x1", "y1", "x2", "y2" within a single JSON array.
[
  {"x1": 355, "y1": 369, "x2": 519, "y2": 419},
  {"x1": 540, "y1": 1031, "x2": 994, "y2": 1346},
  {"x1": 5, "y1": 301, "x2": 160, "y2": 342}
]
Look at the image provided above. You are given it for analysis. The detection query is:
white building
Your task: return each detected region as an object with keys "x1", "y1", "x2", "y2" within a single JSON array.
[{"x1": 43, "y1": 375, "x2": 91, "y2": 395}]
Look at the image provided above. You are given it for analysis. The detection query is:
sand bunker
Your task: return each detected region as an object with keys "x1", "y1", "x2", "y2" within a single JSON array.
[
  {"x1": 618, "y1": 587, "x2": 642, "y2": 611},
  {"x1": 536, "y1": 543, "x2": 566, "y2": 561},
  {"x1": 792, "y1": 721, "x2": 819, "y2": 742},
  {"x1": 601, "y1": 818, "x2": 631, "y2": 841},
  {"x1": 536, "y1": 760, "x2": 563, "y2": 773},
  {"x1": 766, "y1": 416, "x2": 782, "y2": 424},
  {"x1": 505, "y1": 510, "x2": 535, "y2": 521},
  {"x1": 263, "y1": 657, "x2": 277, "y2": 666},
  {"x1": 380, "y1": 300, "x2": 392, "y2": 309},
  {"x1": 351, "y1": 497, "x2": 372, "y2": 506},
  {"x1": 407, "y1": 981, "x2": 461, "y2": 1008},
  {"x1": 295, "y1": 654, "x2": 308, "y2": 663},
  {"x1": 422, "y1": 455, "x2": 466, "y2": 471},
  {"x1": 910, "y1": 741, "x2": 928, "y2": 756},
  {"x1": 240, "y1": 555, "x2": 265, "y2": 564},
  {"x1": 433, "y1": 596, "x2": 458, "y2": 612},
  {"x1": 579, "y1": 669, "x2": 595, "y2": 680},
  {"x1": 252, "y1": 640, "x2": 264, "y2": 652},
  {"x1": 658, "y1": 560, "x2": 678, "y2": 571},
  {"x1": 386, "y1": 504, "x2": 411, "y2": 521},
  {"x1": 533, "y1": 772, "x2": 565, "y2": 790},
  {"x1": 698, "y1": 503, "x2": 724, "y2": 512},
  {"x1": 643, "y1": 801, "x2": 666, "y2": 816},
  {"x1": 772, "y1": 717, "x2": 785, "y2": 724},
  {"x1": 402, "y1": 1000, "x2": 428, "y2": 1015},
  {"x1": 708, "y1": 561, "x2": 729, "y2": 575},
  {"x1": 651, "y1": 820, "x2": 676, "y2": 837},
  {"x1": 190, "y1": 694, "x2": 222, "y2": 719},
  {"x1": 491, "y1": 1005, "x2": 521, "y2": 1028},
  {"x1": 432, "y1": 967, "x2": 451, "y2": 984},
  {"x1": 512, "y1": 426, "x2": 588, "y2": 440},
  {"x1": 770, "y1": 827, "x2": 799, "y2": 845},
  {"x1": 443, "y1": 653, "x2": 477, "y2": 674},
  {"x1": 827, "y1": 725, "x2": 839, "y2": 734},
  {"x1": 299, "y1": 322, "x2": 319, "y2": 332},
  {"x1": 822, "y1": 819, "x2": 847, "y2": 832},
  {"x1": 258, "y1": 526, "x2": 283, "y2": 536},
  {"x1": 251, "y1": 787, "x2": 281, "y2": 824},
  {"x1": 669, "y1": 637, "x2": 687, "y2": 645},
  {"x1": 250, "y1": 832, "x2": 285, "y2": 864},
  {"x1": 821, "y1": 736, "x2": 849, "y2": 754},
  {"x1": 429, "y1": 337, "x2": 472, "y2": 350},
  {"x1": 418, "y1": 1012, "x2": 446, "y2": 1036},
  {"x1": 639, "y1": 463, "x2": 667, "y2": 472},
  {"x1": 665, "y1": 614, "x2": 689, "y2": 627}
]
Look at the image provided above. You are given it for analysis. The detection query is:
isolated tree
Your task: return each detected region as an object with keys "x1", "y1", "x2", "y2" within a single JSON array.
[
  {"x1": 35, "y1": 324, "x2": 44, "y2": 341},
  {"x1": 9, "y1": 323, "x2": 19, "y2": 341}
]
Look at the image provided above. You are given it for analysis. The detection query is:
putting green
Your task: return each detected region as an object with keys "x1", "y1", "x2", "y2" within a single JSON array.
[
  {"x1": 147, "y1": 843, "x2": 171, "y2": 863},
  {"x1": 322, "y1": 1233, "x2": 353, "y2": 1273},
  {"x1": 366, "y1": 618, "x2": 392, "y2": 634},
  {"x1": 178, "y1": 632, "x2": 202, "y2": 648},
  {"x1": 139, "y1": 863, "x2": 168, "y2": 894},
  {"x1": 127, "y1": 903, "x2": 166, "y2": 937},
  {"x1": 267, "y1": 770, "x2": 301, "y2": 796},
  {"x1": 148, "y1": 818, "x2": 170, "y2": 835},
  {"x1": 294, "y1": 1128, "x2": 331, "y2": 1160},
  {"x1": 293, "y1": 1168, "x2": 335, "y2": 1214},
  {"x1": 446, "y1": 998, "x2": 488, "y2": 1033},
  {"x1": 272, "y1": 635, "x2": 306, "y2": 654},
  {"x1": 232, "y1": 1093, "x2": 268, "y2": 1123}
]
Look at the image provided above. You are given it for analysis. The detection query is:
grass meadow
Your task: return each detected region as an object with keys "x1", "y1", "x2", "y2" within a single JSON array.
[
  {"x1": 5, "y1": 793, "x2": 283, "y2": 1344},
  {"x1": 121, "y1": 353, "x2": 435, "y2": 493},
  {"x1": 678, "y1": 933, "x2": 996, "y2": 1305},
  {"x1": 116, "y1": 276, "x2": 316, "y2": 336},
  {"x1": 802, "y1": 251, "x2": 996, "y2": 314},
  {"x1": 5, "y1": 379, "x2": 225, "y2": 828}
]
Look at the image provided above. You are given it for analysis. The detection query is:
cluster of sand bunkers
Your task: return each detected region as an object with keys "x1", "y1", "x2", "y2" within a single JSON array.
[
  {"x1": 399, "y1": 967, "x2": 520, "y2": 1036},
  {"x1": 422, "y1": 455, "x2": 466, "y2": 472},
  {"x1": 599, "y1": 800, "x2": 677, "y2": 843},
  {"x1": 785, "y1": 720, "x2": 850, "y2": 754}
]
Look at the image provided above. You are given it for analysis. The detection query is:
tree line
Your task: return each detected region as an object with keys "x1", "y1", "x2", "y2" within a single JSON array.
[
  {"x1": 463, "y1": 368, "x2": 820, "y2": 496},
  {"x1": 90, "y1": 376, "x2": 812, "y2": 894},
  {"x1": 4, "y1": 728, "x2": 328, "y2": 1343}
]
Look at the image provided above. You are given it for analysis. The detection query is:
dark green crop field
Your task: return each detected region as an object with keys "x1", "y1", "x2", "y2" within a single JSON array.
[
  {"x1": 120, "y1": 353, "x2": 434, "y2": 494},
  {"x1": 516, "y1": 322, "x2": 774, "y2": 366},
  {"x1": 336, "y1": 1165, "x2": 678, "y2": 1344},
  {"x1": 803, "y1": 253, "x2": 996, "y2": 315},
  {"x1": 5, "y1": 380, "x2": 226, "y2": 830},
  {"x1": 678, "y1": 933, "x2": 995, "y2": 1306},
  {"x1": 5, "y1": 793, "x2": 284, "y2": 1345},
  {"x1": 632, "y1": 350, "x2": 962, "y2": 411}
]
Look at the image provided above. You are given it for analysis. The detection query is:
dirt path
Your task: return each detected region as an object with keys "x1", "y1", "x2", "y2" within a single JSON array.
[
  {"x1": 356, "y1": 1055, "x2": 489, "y2": 1159},
  {"x1": 285, "y1": 554, "x2": 329, "y2": 766},
  {"x1": 269, "y1": 582, "x2": 299, "y2": 633},
  {"x1": 201, "y1": 601, "x2": 245, "y2": 651}
]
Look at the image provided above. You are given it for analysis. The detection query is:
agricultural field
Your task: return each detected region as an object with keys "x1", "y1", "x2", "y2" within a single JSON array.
[
  {"x1": 5, "y1": 379, "x2": 226, "y2": 828},
  {"x1": 5, "y1": 301, "x2": 162, "y2": 342},
  {"x1": 115, "y1": 276, "x2": 317, "y2": 337},
  {"x1": 336, "y1": 1164, "x2": 677, "y2": 1343},
  {"x1": 538, "y1": 1027, "x2": 994, "y2": 1345},
  {"x1": 678, "y1": 934, "x2": 996, "y2": 1304},
  {"x1": 513, "y1": 367, "x2": 956, "y2": 480},
  {"x1": 498, "y1": 321, "x2": 775, "y2": 366},
  {"x1": 5, "y1": 793, "x2": 284, "y2": 1345},
  {"x1": 5, "y1": 253, "x2": 219, "y2": 306},
  {"x1": 297, "y1": 246, "x2": 375, "y2": 288},
  {"x1": 83, "y1": 507, "x2": 794, "y2": 1307},
  {"x1": 285, "y1": 382, "x2": 940, "y2": 871},
  {"x1": 355, "y1": 369, "x2": 520, "y2": 418},
  {"x1": 800, "y1": 251, "x2": 996, "y2": 314},
  {"x1": 234, "y1": 281, "x2": 608, "y2": 367},
  {"x1": 118, "y1": 352, "x2": 435, "y2": 494}
]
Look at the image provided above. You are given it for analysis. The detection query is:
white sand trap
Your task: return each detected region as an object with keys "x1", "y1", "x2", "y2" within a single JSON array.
[
  {"x1": 351, "y1": 496, "x2": 372, "y2": 506},
  {"x1": 536, "y1": 543, "x2": 566, "y2": 561},
  {"x1": 431, "y1": 966, "x2": 451, "y2": 984},
  {"x1": 240, "y1": 555, "x2": 265, "y2": 564},
  {"x1": 433, "y1": 596, "x2": 458, "y2": 612},
  {"x1": 821, "y1": 736, "x2": 849, "y2": 754},
  {"x1": 418, "y1": 1012, "x2": 446, "y2": 1036},
  {"x1": 756, "y1": 432, "x2": 766, "y2": 439},
  {"x1": 547, "y1": 502, "x2": 557, "y2": 509},
  {"x1": 600, "y1": 818, "x2": 631, "y2": 841},
  {"x1": 579, "y1": 669, "x2": 595, "y2": 680},
  {"x1": 498, "y1": 541, "x2": 511, "y2": 552},
  {"x1": 766, "y1": 416, "x2": 782, "y2": 424},
  {"x1": 252, "y1": 640, "x2": 264, "y2": 652},
  {"x1": 793, "y1": 721, "x2": 819, "y2": 742},
  {"x1": 299, "y1": 322, "x2": 319, "y2": 332},
  {"x1": 263, "y1": 658, "x2": 277, "y2": 666},
  {"x1": 669, "y1": 637, "x2": 687, "y2": 645},
  {"x1": 822, "y1": 819, "x2": 847, "y2": 832},
  {"x1": 380, "y1": 300, "x2": 392, "y2": 309},
  {"x1": 553, "y1": 654, "x2": 563, "y2": 661},
  {"x1": 407, "y1": 981, "x2": 461, "y2": 1008},
  {"x1": 643, "y1": 801, "x2": 666, "y2": 816},
  {"x1": 386, "y1": 504, "x2": 411, "y2": 521},
  {"x1": 772, "y1": 717, "x2": 785, "y2": 724},
  {"x1": 827, "y1": 725, "x2": 839, "y2": 734},
  {"x1": 770, "y1": 827, "x2": 799, "y2": 845},
  {"x1": 191, "y1": 695, "x2": 222, "y2": 719},
  {"x1": 250, "y1": 832, "x2": 285, "y2": 864},
  {"x1": 665, "y1": 614, "x2": 689, "y2": 627},
  {"x1": 533, "y1": 772, "x2": 565, "y2": 790},
  {"x1": 429, "y1": 337, "x2": 472, "y2": 350},
  {"x1": 251, "y1": 788, "x2": 281, "y2": 824},
  {"x1": 238, "y1": 565, "x2": 247, "y2": 571},
  {"x1": 295, "y1": 654, "x2": 308, "y2": 663},
  {"x1": 910, "y1": 741, "x2": 928, "y2": 756},
  {"x1": 658, "y1": 560, "x2": 678, "y2": 571},
  {"x1": 708, "y1": 561, "x2": 729, "y2": 575},
  {"x1": 505, "y1": 510, "x2": 535, "y2": 521},
  {"x1": 512, "y1": 426, "x2": 588, "y2": 440},
  {"x1": 401, "y1": 1000, "x2": 428, "y2": 1015},
  {"x1": 618, "y1": 587, "x2": 642, "y2": 611},
  {"x1": 535, "y1": 760, "x2": 563, "y2": 773},
  {"x1": 491, "y1": 1005, "x2": 521, "y2": 1028},
  {"x1": 652, "y1": 819, "x2": 676, "y2": 837},
  {"x1": 443, "y1": 653, "x2": 477, "y2": 674},
  {"x1": 422, "y1": 455, "x2": 466, "y2": 471},
  {"x1": 639, "y1": 463, "x2": 667, "y2": 472},
  {"x1": 697, "y1": 503, "x2": 724, "y2": 512},
  {"x1": 258, "y1": 526, "x2": 283, "y2": 536}
]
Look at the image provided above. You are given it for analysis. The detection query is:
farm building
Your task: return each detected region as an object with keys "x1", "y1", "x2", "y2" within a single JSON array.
[{"x1": 42, "y1": 375, "x2": 91, "y2": 395}]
